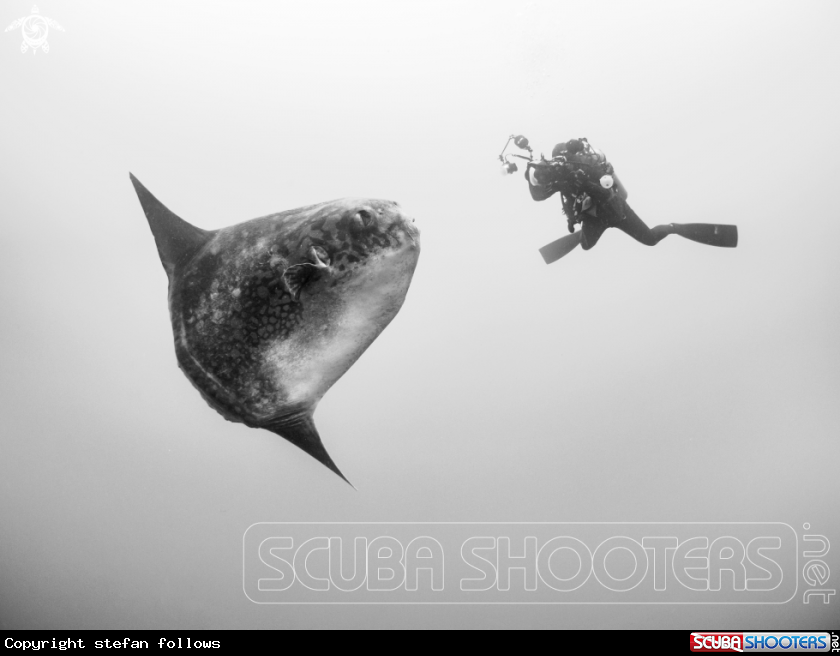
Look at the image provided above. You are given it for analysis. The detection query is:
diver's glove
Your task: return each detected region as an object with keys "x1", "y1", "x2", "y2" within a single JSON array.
[{"x1": 528, "y1": 165, "x2": 541, "y2": 187}]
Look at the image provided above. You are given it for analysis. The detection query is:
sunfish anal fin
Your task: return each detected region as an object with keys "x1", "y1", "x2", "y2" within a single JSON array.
[{"x1": 262, "y1": 412, "x2": 354, "y2": 488}]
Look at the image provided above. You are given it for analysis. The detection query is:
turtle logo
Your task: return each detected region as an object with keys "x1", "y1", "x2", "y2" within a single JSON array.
[{"x1": 5, "y1": 5, "x2": 64, "y2": 54}]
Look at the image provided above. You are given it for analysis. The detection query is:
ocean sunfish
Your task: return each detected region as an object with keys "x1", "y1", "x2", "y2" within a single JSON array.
[{"x1": 130, "y1": 174, "x2": 421, "y2": 484}]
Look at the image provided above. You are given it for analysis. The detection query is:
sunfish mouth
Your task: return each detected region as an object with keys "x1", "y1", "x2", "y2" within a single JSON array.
[{"x1": 388, "y1": 213, "x2": 420, "y2": 249}]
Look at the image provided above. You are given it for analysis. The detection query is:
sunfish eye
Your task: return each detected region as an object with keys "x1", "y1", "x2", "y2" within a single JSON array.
[{"x1": 351, "y1": 209, "x2": 374, "y2": 229}]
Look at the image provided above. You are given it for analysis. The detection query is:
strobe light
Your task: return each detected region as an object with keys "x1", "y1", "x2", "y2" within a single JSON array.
[
  {"x1": 513, "y1": 135, "x2": 530, "y2": 149},
  {"x1": 501, "y1": 161, "x2": 518, "y2": 175}
]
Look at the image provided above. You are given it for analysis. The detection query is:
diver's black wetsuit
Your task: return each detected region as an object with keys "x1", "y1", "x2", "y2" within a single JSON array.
[
  {"x1": 575, "y1": 197, "x2": 673, "y2": 250},
  {"x1": 526, "y1": 138, "x2": 736, "y2": 253}
]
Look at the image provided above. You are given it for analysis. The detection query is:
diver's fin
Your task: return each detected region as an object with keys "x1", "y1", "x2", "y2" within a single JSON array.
[
  {"x1": 129, "y1": 173, "x2": 216, "y2": 279},
  {"x1": 671, "y1": 223, "x2": 738, "y2": 248},
  {"x1": 263, "y1": 412, "x2": 354, "y2": 487},
  {"x1": 539, "y1": 231, "x2": 583, "y2": 264}
]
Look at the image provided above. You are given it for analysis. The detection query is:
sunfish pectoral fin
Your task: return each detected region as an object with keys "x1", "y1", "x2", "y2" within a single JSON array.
[
  {"x1": 281, "y1": 248, "x2": 332, "y2": 300},
  {"x1": 129, "y1": 173, "x2": 216, "y2": 280},
  {"x1": 261, "y1": 412, "x2": 354, "y2": 487},
  {"x1": 281, "y1": 264, "x2": 316, "y2": 301}
]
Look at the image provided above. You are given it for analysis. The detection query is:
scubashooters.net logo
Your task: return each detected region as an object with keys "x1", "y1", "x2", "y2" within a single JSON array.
[
  {"x1": 242, "y1": 522, "x2": 834, "y2": 604},
  {"x1": 690, "y1": 632, "x2": 833, "y2": 652}
]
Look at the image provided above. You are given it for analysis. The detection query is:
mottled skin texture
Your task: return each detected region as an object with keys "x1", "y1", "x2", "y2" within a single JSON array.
[
  {"x1": 132, "y1": 174, "x2": 420, "y2": 483},
  {"x1": 173, "y1": 199, "x2": 420, "y2": 425}
]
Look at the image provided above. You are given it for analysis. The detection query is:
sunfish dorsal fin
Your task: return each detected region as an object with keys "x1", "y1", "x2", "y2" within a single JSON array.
[
  {"x1": 130, "y1": 173, "x2": 215, "y2": 279},
  {"x1": 263, "y1": 411, "x2": 354, "y2": 488}
]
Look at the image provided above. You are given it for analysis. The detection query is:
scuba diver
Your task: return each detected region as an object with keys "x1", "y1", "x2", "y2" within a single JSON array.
[{"x1": 499, "y1": 135, "x2": 738, "y2": 263}]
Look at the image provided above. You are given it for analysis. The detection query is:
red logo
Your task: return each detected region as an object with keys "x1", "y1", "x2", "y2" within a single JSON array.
[{"x1": 691, "y1": 633, "x2": 744, "y2": 652}]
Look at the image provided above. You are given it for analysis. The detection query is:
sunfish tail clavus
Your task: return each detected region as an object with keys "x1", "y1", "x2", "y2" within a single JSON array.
[{"x1": 130, "y1": 173, "x2": 421, "y2": 485}]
